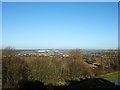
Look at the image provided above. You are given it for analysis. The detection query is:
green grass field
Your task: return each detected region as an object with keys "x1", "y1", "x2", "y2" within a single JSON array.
[{"x1": 101, "y1": 71, "x2": 120, "y2": 83}]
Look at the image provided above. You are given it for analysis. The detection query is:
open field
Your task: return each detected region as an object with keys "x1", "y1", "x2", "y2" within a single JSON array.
[{"x1": 101, "y1": 71, "x2": 120, "y2": 83}]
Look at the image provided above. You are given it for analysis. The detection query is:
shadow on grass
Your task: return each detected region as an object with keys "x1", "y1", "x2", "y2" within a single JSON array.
[
  {"x1": 18, "y1": 80, "x2": 45, "y2": 90},
  {"x1": 18, "y1": 78, "x2": 120, "y2": 90},
  {"x1": 2, "y1": 78, "x2": 120, "y2": 90},
  {"x1": 65, "y1": 78, "x2": 119, "y2": 88}
]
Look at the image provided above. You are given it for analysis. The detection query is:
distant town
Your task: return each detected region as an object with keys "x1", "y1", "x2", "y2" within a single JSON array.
[
  {"x1": 2, "y1": 49, "x2": 118, "y2": 57},
  {"x1": 2, "y1": 49, "x2": 118, "y2": 70}
]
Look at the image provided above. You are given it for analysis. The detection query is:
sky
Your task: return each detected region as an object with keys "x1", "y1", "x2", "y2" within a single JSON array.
[
  {"x1": 0, "y1": 2, "x2": 2, "y2": 49},
  {"x1": 2, "y1": 2, "x2": 118, "y2": 49},
  {"x1": 1, "y1": 0, "x2": 120, "y2": 2}
]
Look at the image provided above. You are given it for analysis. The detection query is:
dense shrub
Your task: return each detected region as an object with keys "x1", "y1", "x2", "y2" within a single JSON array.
[
  {"x1": 2, "y1": 48, "x2": 29, "y2": 88},
  {"x1": 2, "y1": 48, "x2": 118, "y2": 87},
  {"x1": 69, "y1": 49, "x2": 83, "y2": 60},
  {"x1": 26, "y1": 51, "x2": 93, "y2": 86}
]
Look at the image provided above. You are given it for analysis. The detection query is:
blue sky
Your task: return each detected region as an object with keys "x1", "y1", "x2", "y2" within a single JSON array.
[
  {"x1": 0, "y1": 2, "x2": 2, "y2": 49},
  {"x1": 2, "y1": 2, "x2": 118, "y2": 49}
]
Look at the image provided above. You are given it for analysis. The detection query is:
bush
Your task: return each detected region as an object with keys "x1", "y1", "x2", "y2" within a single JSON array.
[
  {"x1": 69, "y1": 49, "x2": 83, "y2": 60},
  {"x1": 2, "y1": 48, "x2": 29, "y2": 88}
]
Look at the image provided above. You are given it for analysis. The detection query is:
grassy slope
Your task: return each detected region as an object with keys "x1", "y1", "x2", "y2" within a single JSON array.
[{"x1": 101, "y1": 71, "x2": 120, "y2": 83}]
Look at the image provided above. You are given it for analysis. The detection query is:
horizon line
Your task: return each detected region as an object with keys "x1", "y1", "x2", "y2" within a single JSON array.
[{"x1": 1, "y1": 47, "x2": 118, "y2": 50}]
